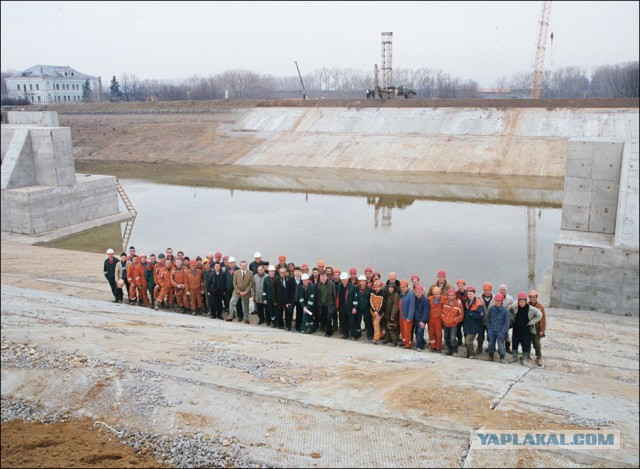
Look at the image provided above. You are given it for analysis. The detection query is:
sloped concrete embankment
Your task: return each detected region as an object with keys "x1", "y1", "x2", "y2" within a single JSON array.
[{"x1": 229, "y1": 107, "x2": 639, "y2": 177}]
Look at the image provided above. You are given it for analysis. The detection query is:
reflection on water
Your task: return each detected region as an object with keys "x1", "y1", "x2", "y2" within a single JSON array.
[
  {"x1": 101, "y1": 179, "x2": 561, "y2": 293},
  {"x1": 45, "y1": 222, "x2": 124, "y2": 254}
]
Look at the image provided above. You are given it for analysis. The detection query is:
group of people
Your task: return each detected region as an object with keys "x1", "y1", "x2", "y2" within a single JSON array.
[{"x1": 103, "y1": 246, "x2": 547, "y2": 367}]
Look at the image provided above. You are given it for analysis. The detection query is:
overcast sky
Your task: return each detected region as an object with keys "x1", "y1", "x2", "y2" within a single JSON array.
[{"x1": 2, "y1": 1, "x2": 638, "y2": 87}]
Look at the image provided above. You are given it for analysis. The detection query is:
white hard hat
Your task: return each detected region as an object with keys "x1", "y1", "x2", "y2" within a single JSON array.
[
  {"x1": 106, "y1": 248, "x2": 114, "y2": 254},
  {"x1": 358, "y1": 275, "x2": 367, "y2": 281},
  {"x1": 339, "y1": 272, "x2": 349, "y2": 280},
  {"x1": 254, "y1": 251, "x2": 262, "y2": 258},
  {"x1": 268, "y1": 265, "x2": 276, "y2": 271},
  {"x1": 228, "y1": 256, "x2": 236, "y2": 263},
  {"x1": 301, "y1": 273, "x2": 310, "y2": 280}
]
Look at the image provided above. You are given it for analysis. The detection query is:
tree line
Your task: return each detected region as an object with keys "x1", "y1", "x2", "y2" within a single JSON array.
[{"x1": 1, "y1": 61, "x2": 637, "y2": 105}]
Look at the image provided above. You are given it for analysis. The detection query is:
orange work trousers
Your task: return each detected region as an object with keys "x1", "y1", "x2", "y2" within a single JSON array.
[
  {"x1": 373, "y1": 312, "x2": 385, "y2": 340},
  {"x1": 428, "y1": 316, "x2": 443, "y2": 351},
  {"x1": 129, "y1": 283, "x2": 150, "y2": 305},
  {"x1": 400, "y1": 318, "x2": 414, "y2": 348},
  {"x1": 187, "y1": 288, "x2": 203, "y2": 310}
]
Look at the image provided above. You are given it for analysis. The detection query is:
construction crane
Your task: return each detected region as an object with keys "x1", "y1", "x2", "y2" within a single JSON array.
[
  {"x1": 294, "y1": 61, "x2": 306, "y2": 100},
  {"x1": 526, "y1": 1, "x2": 552, "y2": 288},
  {"x1": 530, "y1": 0, "x2": 552, "y2": 99}
]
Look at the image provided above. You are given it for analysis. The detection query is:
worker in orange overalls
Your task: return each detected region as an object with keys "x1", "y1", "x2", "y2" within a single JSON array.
[
  {"x1": 134, "y1": 253, "x2": 151, "y2": 306},
  {"x1": 185, "y1": 259, "x2": 204, "y2": 315},
  {"x1": 153, "y1": 253, "x2": 165, "y2": 303},
  {"x1": 154, "y1": 258, "x2": 173, "y2": 310},
  {"x1": 427, "y1": 287, "x2": 445, "y2": 352},
  {"x1": 126, "y1": 255, "x2": 140, "y2": 305},
  {"x1": 442, "y1": 288, "x2": 464, "y2": 356},
  {"x1": 171, "y1": 258, "x2": 188, "y2": 313}
]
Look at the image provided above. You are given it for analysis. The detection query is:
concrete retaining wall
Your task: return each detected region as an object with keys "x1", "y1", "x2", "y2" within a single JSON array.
[
  {"x1": 231, "y1": 107, "x2": 639, "y2": 177},
  {"x1": 1, "y1": 112, "x2": 127, "y2": 238},
  {"x1": 551, "y1": 138, "x2": 639, "y2": 315}
]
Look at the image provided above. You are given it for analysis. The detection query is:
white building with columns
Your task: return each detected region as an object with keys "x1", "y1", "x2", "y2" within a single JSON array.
[{"x1": 6, "y1": 65, "x2": 101, "y2": 104}]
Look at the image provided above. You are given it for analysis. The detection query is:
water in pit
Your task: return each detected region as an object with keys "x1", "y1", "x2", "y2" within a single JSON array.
[{"x1": 52, "y1": 174, "x2": 562, "y2": 293}]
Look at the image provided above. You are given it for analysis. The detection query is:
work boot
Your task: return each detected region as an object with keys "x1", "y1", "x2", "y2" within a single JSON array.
[
  {"x1": 499, "y1": 356, "x2": 505, "y2": 364},
  {"x1": 506, "y1": 341, "x2": 512, "y2": 354},
  {"x1": 537, "y1": 356, "x2": 543, "y2": 366},
  {"x1": 512, "y1": 351, "x2": 519, "y2": 364},
  {"x1": 488, "y1": 353, "x2": 494, "y2": 361},
  {"x1": 521, "y1": 352, "x2": 529, "y2": 366},
  {"x1": 154, "y1": 304, "x2": 159, "y2": 311},
  {"x1": 181, "y1": 306, "x2": 187, "y2": 314}
]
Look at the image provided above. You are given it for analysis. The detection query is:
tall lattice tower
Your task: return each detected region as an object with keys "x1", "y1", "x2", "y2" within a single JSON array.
[
  {"x1": 530, "y1": 1, "x2": 552, "y2": 99},
  {"x1": 381, "y1": 32, "x2": 393, "y2": 89}
]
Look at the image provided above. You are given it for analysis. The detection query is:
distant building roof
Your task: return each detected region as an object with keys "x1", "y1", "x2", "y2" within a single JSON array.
[{"x1": 9, "y1": 65, "x2": 98, "y2": 80}]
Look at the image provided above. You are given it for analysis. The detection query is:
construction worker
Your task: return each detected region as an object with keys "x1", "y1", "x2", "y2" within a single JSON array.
[
  {"x1": 262, "y1": 265, "x2": 277, "y2": 326},
  {"x1": 442, "y1": 288, "x2": 464, "y2": 356},
  {"x1": 135, "y1": 254, "x2": 151, "y2": 307},
  {"x1": 348, "y1": 267, "x2": 358, "y2": 286},
  {"x1": 463, "y1": 286, "x2": 485, "y2": 359},
  {"x1": 370, "y1": 280, "x2": 386, "y2": 344},
  {"x1": 427, "y1": 286, "x2": 444, "y2": 352},
  {"x1": 103, "y1": 248, "x2": 119, "y2": 303},
  {"x1": 126, "y1": 255, "x2": 139, "y2": 305},
  {"x1": 414, "y1": 285, "x2": 429, "y2": 351},
  {"x1": 120, "y1": 253, "x2": 130, "y2": 302},
  {"x1": 292, "y1": 267, "x2": 304, "y2": 332},
  {"x1": 427, "y1": 270, "x2": 454, "y2": 297},
  {"x1": 336, "y1": 272, "x2": 355, "y2": 339},
  {"x1": 497, "y1": 284, "x2": 514, "y2": 353},
  {"x1": 154, "y1": 259, "x2": 173, "y2": 310},
  {"x1": 200, "y1": 258, "x2": 210, "y2": 311},
  {"x1": 207, "y1": 261, "x2": 226, "y2": 319},
  {"x1": 316, "y1": 271, "x2": 336, "y2": 336},
  {"x1": 455, "y1": 279, "x2": 468, "y2": 349},
  {"x1": 410, "y1": 274, "x2": 420, "y2": 292},
  {"x1": 145, "y1": 254, "x2": 157, "y2": 305},
  {"x1": 351, "y1": 275, "x2": 372, "y2": 340},
  {"x1": 185, "y1": 258, "x2": 204, "y2": 315},
  {"x1": 386, "y1": 272, "x2": 400, "y2": 291},
  {"x1": 298, "y1": 273, "x2": 316, "y2": 334},
  {"x1": 170, "y1": 258, "x2": 188, "y2": 313},
  {"x1": 508, "y1": 292, "x2": 543, "y2": 366},
  {"x1": 528, "y1": 290, "x2": 547, "y2": 366},
  {"x1": 252, "y1": 265, "x2": 268, "y2": 325},
  {"x1": 229, "y1": 260, "x2": 253, "y2": 324},
  {"x1": 399, "y1": 279, "x2": 415, "y2": 349},
  {"x1": 224, "y1": 257, "x2": 240, "y2": 319},
  {"x1": 273, "y1": 266, "x2": 295, "y2": 330},
  {"x1": 477, "y1": 282, "x2": 494, "y2": 355},
  {"x1": 486, "y1": 293, "x2": 510, "y2": 363},
  {"x1": 383, "y1": 283, "x2": 400, "y2": 346},
  {"x1": 153, "y1": 253, "x2": 165, "y2": 306}
]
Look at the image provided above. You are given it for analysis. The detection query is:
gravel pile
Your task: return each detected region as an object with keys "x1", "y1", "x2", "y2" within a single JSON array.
[
  {"x1": 2, "y1": 397, "x2": 269, "y2": 468},
  {"x1": 1, "y1": 339, "x2": 95, "y2": 370}
]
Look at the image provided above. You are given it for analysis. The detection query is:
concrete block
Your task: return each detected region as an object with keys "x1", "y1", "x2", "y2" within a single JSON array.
[
  {"x1": 591, "y1": 289, "x2": 616, "y2": 313},
  {"x1": 563, "y1": 175, "x2": 592, "y2": 194},
  {"x1": 565, "y1": 157, "x2": 592, "y2": 178},
  {"x1": 554, "y1": 244, "x2": 595, "y2": 267},
  {"x1": 561, "y1": 204, "x2": 590, "y2": 231},
  {"x1": 7, "y1": 111, "x2": 59, "y2": 126},
  {"x1": 589, "y1": 202, "x2": 618, "y2": 234},
  {"x1": 55, "y1": 167, "x2": 76, "y2": 187},
  {"x1": 591, "y1": 141, "x2": 624, "y2": 181}
]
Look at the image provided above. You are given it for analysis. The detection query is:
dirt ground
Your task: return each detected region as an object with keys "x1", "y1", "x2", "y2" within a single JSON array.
[{"x1": 1, "y1": 419, "x2": 166, "y2": 468}]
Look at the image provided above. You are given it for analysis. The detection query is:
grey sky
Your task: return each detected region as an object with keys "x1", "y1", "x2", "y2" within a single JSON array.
[{"x1": 2, "y1": 1, "x2": 638, "y2": 87}]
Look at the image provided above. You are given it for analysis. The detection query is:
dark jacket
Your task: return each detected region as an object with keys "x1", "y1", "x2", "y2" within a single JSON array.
[
  {"x1": 274, "y1": 275, "x2": 296, "y2": 308},
  {"x1": 206, "y1": 269, "x2": 225, "y2": 295},
  {"x1": 463, "y1": 297, "x2": 485, "y2": 335},
  {"x1": 414, "y1": 295, "x2": 430, "y2": 323},
  {"x1": 350, "y1": 285, "x2": 372, "y2": 314}
]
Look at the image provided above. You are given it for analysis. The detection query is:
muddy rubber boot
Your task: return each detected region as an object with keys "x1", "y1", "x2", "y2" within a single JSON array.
[
  {"x1": 521, "y1": 352, "x2": 529, "y2": 366},
  {"x1": 499, "y1": 356, "x2": 505, "y2": 363},
  {"x1": 512, "y1": 351, "x2": 519, "y2": 364},
  {"x1": 536, "y1": 356, "x2": 543, "y2": 366},
  {"x1": 488, "y1": 353, "x2": 494, "y2": 361}
]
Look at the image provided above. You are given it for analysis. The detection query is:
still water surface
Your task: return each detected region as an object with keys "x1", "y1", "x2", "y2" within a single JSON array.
[{"x1": 115, "y1": 179, "x2": 561, "y2": 292}]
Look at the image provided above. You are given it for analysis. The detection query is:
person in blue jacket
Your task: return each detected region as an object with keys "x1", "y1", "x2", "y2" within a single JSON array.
[{"x1": 486, "y1": 293, "x2": 510, "y2": 363}]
